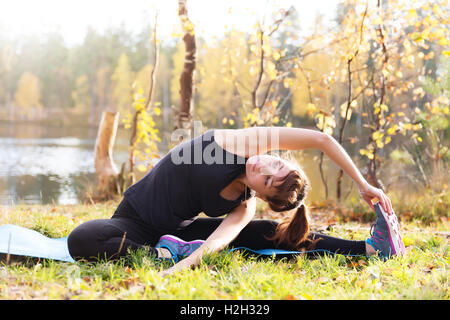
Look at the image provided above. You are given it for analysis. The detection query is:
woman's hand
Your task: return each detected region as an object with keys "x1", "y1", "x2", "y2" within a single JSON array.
[
  {"x1": 159, "y1": 254, "x2": 197, "y2": 277},
  {"x1": 159, "y1": 261, "x2": 187, "y2": 277},
  {"x1": 359, "y1": 183, "x2": 393, "y2": 214}
]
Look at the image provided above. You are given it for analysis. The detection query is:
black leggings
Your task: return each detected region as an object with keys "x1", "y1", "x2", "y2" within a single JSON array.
[{"x1": 67, "y1": 199, "x2": 366, "y2": 261}]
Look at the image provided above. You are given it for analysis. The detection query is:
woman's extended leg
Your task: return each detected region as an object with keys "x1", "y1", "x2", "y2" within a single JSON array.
[
  {"x1": 67, "y1": 199, "x2": 161, "y2": 261},
  {"x1": 172, "y1": 218, "x2": 367, "y2": 256}
]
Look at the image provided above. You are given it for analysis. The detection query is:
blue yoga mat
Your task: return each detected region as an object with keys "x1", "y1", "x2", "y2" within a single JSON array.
[
  {"x1": 229, "y1": 247, "x2": 365, "y2": 257},
  {"x1": 0, "y1": 224, "x2": 75, "y2": 263}
]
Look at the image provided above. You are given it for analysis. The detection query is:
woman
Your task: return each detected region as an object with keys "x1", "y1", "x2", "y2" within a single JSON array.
[{"x1": 68, "y1": 127, "x2": 404, "y2": 275}]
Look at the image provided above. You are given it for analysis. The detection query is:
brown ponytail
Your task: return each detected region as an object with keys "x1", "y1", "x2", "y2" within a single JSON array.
[
  {"x1": 269, "y1": 203, "x2": 310, "y2": 250},
  {"x1": 264, "y1": 165, "x2": 312, "y2": 250}
]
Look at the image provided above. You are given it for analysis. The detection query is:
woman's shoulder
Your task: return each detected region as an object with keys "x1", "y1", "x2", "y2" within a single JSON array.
[
  {"x1": 214, "y1": 127, "x2": 273, "y2": 157},
  {"x1": 213, "y1": 128, "x2": 250, "y2": 158}
]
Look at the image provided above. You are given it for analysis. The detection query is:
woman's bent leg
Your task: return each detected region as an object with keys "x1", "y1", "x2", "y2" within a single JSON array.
[
  {"x1": 68, "y1": 198, "x2": 164, "y2": 261},
  {"x1": 231, "y1": 220, "x2": 367, "y2": 255},
  {"x1": 304, "y1": 232, "x2": 366, "y2": 256},
  {"x1": 67, "y1": 218, "x2": 160, "y2": 261}
]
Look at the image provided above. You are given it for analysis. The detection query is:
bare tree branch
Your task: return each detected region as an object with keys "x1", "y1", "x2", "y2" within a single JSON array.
[
  {"x1": 251, "y1": 8, "x2": 292, "y2": 110},
  {"x1": 128, "y1": 13, "x2": 159, "y2": 186}
]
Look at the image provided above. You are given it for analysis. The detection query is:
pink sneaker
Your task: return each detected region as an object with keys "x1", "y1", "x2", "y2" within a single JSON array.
[
  {"x1": 366, "y1": 200, "x2": 405, "y2": 258},
  {"x1": 155, "y1": 235, "x2": 205, "y2": 262}
]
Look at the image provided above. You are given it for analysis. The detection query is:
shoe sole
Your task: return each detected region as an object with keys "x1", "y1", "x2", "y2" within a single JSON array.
[
  {"x1": 159, "y1": 235, "x2": 205, "y2": 255},
  {"x1": 374, "y1": 202, "x2": 405, "y2": 256}
]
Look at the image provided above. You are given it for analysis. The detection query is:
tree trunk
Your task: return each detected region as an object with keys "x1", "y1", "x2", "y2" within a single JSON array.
[
  {"x1": 175, "y1": 0, "x2": 196, "y2": 133},
  {"x1": 94, "y1": 110, "x2": 120, "y2": 200}
]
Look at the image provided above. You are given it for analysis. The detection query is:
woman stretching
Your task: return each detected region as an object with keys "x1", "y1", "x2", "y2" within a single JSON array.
[{"x1": 68, "y1": 127, "x2": 404, "y2": 275}]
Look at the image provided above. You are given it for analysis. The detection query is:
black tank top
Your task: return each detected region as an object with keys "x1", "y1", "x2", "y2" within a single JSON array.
[{"x1": 124, "y1": 129, "x2": 254, "y2": 233}]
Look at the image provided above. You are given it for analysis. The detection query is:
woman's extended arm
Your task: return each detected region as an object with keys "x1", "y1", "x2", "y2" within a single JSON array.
[
  {"x1": 317, "y1": 133, "x2": 393, "y2": 213},
  {"x1": 218, "y1": 126, "x2": 392, "y2": 213},
  {"x1": 160, "y1": 197, "x2": 257, "y2": 276}
]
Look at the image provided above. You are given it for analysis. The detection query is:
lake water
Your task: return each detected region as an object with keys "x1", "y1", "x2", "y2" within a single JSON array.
[
  {"x1": 0, "y1": 122, "x2": 357, "y2": 205},
  {"x1": 0, "y1": 122, "x2": 129, "y2": 205}
]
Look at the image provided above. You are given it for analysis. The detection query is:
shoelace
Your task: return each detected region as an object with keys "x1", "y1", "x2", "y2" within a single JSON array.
[
  {"x1": 369, "y1": 222, "x2": 385, "y2": 245},
  {"x1": 180, "y1": 243, "x2": 194, "y2": 256}
]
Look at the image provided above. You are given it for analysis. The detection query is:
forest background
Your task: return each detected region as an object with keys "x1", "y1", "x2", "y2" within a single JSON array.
[{"x1": 0, "y1": 0, "x2": 449, "y2": 219}]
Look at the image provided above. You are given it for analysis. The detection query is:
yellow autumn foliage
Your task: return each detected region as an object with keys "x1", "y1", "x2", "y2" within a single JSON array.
[{"x1": 14, "y1": 72, "x2": 42, "y2": 111}]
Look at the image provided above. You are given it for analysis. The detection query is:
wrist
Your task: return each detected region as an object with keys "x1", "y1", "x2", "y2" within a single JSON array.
[
  {"x1": 177, "y1": 251, "x2": 201, "y2": 270},
  {"x1": 358, "y1": 181, "x2": 370, "y2": 193},
  {"x1": 172, "y1": 260, "x2": 189, "y2": 273}
]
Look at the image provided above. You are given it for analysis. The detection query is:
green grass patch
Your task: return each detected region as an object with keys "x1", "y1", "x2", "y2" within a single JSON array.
[{"x1": 0, "y1": 202, "x2": 448, "y2": 300}]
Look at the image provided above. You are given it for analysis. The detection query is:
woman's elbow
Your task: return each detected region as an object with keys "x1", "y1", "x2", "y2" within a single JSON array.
[{"x1": 318, "y1": 132, "x2": 333, "y2": 150}]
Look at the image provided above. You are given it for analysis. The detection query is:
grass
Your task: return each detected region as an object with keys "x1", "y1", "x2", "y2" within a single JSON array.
[{"x1": 0, "y1": 199, "x2": 448, "y2": 300}]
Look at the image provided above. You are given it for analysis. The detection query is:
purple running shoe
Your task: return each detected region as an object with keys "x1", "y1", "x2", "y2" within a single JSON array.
[
  {"x1": 366, "y1": 200, "x2": 405, "y2": 258},
  {"x1": 155, "y1": 235, "x2": 205, "y2": 262}
]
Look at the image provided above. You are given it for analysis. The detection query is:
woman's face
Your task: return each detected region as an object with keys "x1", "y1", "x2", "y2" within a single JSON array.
[{"x1": 245, "y1": 154, "x2": 294, "y2": 199}]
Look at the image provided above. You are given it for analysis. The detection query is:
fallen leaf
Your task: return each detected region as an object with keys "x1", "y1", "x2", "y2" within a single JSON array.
[
  {"x1": 357, "y1": 260, "x2": 367, "y2": 266},
  {"x1": 83, "y1": 276, "x2": 92, "y2": 283},
  {"x1": 125, "y1": 267, "x2": 133, "y2": 274},
  {"x1": 423, "y1": 264, "x2": 436, "y2": 273},
  {"x1": 119, "y1": 277, "x2": 140, "y2": 289},
  {"x1": 317, "y1": 277, "x2": 329, "y2": 283},
  {"x1": 335, "y1": 274, "x2": 346, "y2": 283},
  {"x1": 423, "y1": 267, "x2": 433, "y2": 273},
  {"x1": 300, "y1": 293, "x2": 313, "y2": 300},
  {"x1": 383, "y1": 268, "x2": 393, "y2": 275}
]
